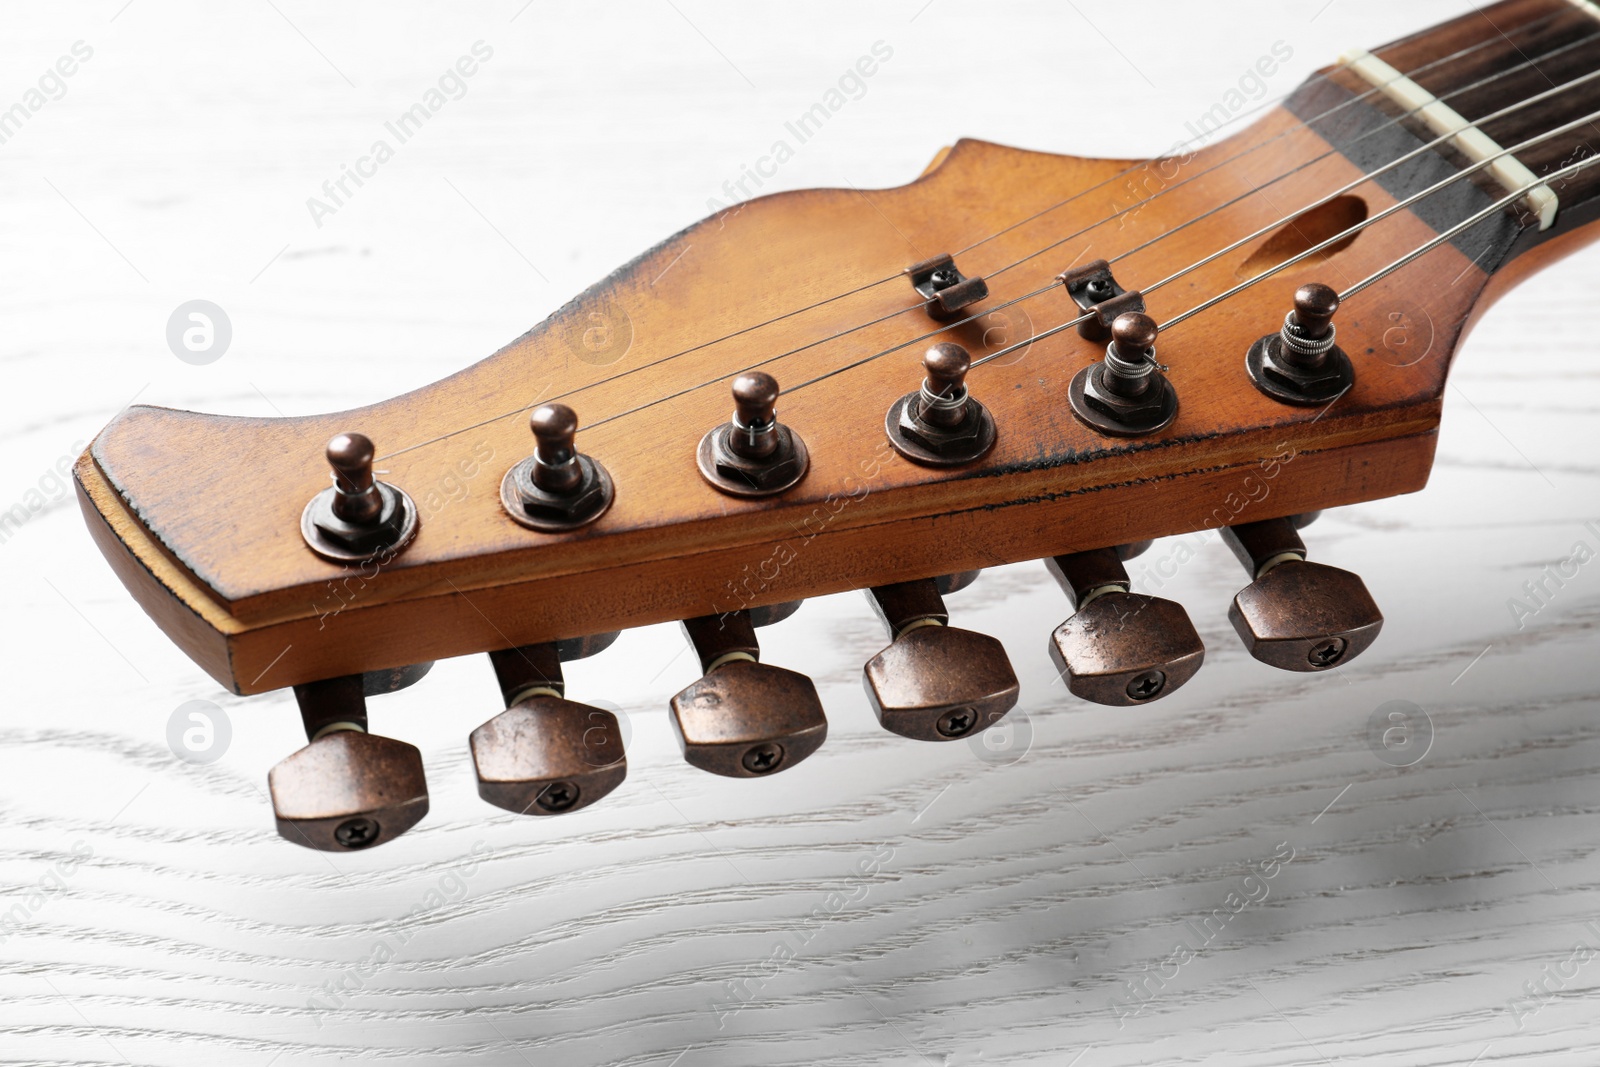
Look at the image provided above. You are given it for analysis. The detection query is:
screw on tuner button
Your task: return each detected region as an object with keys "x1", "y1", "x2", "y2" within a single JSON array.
[
  {"x1": 300, "y1": 432, "x2": 420, "y2": 563},
  {"x1": 500, "y1": 403, "x2": 615, "y2": 531},
  {"x1": 1220, "y1": 515, "x2": 1383, "y2": 671},
  {"x1": 696, "y1": 372, "x2": 810, "y2": 496},
  {"x1": 1245, "y1": 282, "x2": 1356, "y2": 405},
  {"x1": 885, "y1": 342, "x2": 998, "y2": 466}
]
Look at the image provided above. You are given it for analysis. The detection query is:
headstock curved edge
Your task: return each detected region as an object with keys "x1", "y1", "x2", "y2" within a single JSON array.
[{"x1": 76, "y1": 109, "x2": 1512, "y2": 695}]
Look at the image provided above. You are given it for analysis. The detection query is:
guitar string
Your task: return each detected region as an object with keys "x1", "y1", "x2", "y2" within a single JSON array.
[
  {"x1": 586, "y1": 68, "x2": 1600, "y2": 420},
  {"x1": 375, "y1": 11, "x2": 1574, "y2": 460},
  {"x1": 982, "y1": 27, "x2": 1600, "y2": 285},
  {"x1": 1338, "y1": 154, "x2": 1600, "y2": 298},
  {"x1": 957, "y1": 105, "x2": 1600, "y2": 371},
  {"x1": 950, "y1": 4, "x2": 1571, "y2": 261}
]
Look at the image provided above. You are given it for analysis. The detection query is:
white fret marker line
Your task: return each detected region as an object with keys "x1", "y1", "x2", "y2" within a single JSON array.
[
  {"x1": 1340, "y1": 47, "x2": 1557, "y2": 230},
  {"x1": 1568, "y1": 0, "x2": 1600, "y2": 23}
]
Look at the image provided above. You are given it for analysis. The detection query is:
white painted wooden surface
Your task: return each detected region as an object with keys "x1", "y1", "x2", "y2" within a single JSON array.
[{"x1": 2, "y1": 1, "x2": 1599, "y2": 1064}]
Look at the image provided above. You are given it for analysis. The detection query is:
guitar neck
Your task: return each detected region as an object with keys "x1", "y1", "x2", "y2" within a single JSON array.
[{"x1": 1288, "y1": 0, "x2": 1600, "y2": 277}]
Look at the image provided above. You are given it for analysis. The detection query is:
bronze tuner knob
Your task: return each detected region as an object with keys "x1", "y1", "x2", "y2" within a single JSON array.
[
  {"x1": 1221, "y1": 515, "x2": 1383, "y2": 671},
  {"x1": 1068, "y1": 312, "x2": 1179, "y2": 437},
  {"x1": 268, "y1": 675, "x2": 429, "y2": 851},
  {"x1": 470, "y1": 640, "x2": 627, "y2": 816},
  {"x1": 696, "y1": 372, "x2": 810, "y2": 496},
  {"x1": 861, "y1": 577, "x2": 1018, "y2": 741},
  {"x1": 300, "y1": 432, "x2": 420, "y2": 563},
  {"x1": 1245, "y1": 282, "x2": 1355, "y2": 405},
  {"x1": 885, "y1": 342, "x2": 998, "y2": 466},
  {"x1": 500, "y1": 403, "x2": 615, "y2": 531},
  {"x1": 1046, "y1": 545, "x2": 1205, "y2": 705},
  {"x1": 669, "y1": 610, "x2": 827, "y2": 777}
]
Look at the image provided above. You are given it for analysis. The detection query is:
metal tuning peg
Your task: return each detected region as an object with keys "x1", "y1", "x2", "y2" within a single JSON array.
[
  {"x1": 906, "y1": 253, "x2": 988, "y2": 321},
  {"x1": 885, "y1": 342, "x2": 997, "y2": 466},
  {"x1": 268, "y1": 675, "x2": 429, "y2": 851},
  {"x1": 1068, "y1": 311, "x2": 1178, "y2": 437},
  {"x1": 862, "y1": 576, "x2": 1019, "y2": 741},
  {"x1": 1220, "y1": 514, "x2": 1382, "y2": 671},
  {"x1": 500, "y1": 403, "x2": 615, "y2": 531},
  {"x1": 1245, "y1": 282, "x2": 1355, "y2": 405},
  {"x1": 697, "y1": 372, "x2": 809, "y2": 496},
  {"x1": 471, "y1": 633, "x2": 627, "y2": 816},
  {"x1": 1046, "y1": 544, "x2": 1205, "y2": 705},
  {"x1": 670, "y1": 608, "x2": 826, "y2": 777},
  {"x1": 301, "y1": 432, "x2": 420, "y2": 563}
]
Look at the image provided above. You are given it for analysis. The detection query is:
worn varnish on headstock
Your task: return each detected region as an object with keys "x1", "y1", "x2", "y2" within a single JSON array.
[{"x1": 76, "y1": 0, "x2": 1600, "y2": 848}]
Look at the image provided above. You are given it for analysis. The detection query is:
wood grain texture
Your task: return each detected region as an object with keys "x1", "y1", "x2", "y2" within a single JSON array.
[
  {"x1": 4, "y1": 1, "x2": 1600, "y2": 1064},
  {"x1": 79, "y1": 110, "x2": 1485, "y2": 693}
]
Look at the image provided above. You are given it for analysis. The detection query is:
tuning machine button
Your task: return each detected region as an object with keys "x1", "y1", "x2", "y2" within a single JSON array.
[
  {"x1": 1221, "y1": 514, "x2": 1382, "y2": 671},
  {"x1": 1046, "y1": 545, "x2": 1205, "y2": 705},
  {"x1": 885, "y1": 342, "x2": 997, "y2": 466},
  {"x1": 1245, "y1": 283, "x2": 1355, "y2": 405},
  {"x1": 268, "y1": 675, "x2": 429, "y2": 851},
  {"x1": 471, "y1": 637, "x2": 627, "y2": 816},
  {"x1": 670, "y1": 609, "x2": 826, "y2": 777},
  {"x1": 697, "y1": 372, "x2": 809, "y2": 496},
  {"x1": 906, "y1": 253, "x2": 988, "y2": 320},
  {"x1": 500, "y1": 403, "x2": 615, "y2": 531},
  {"x1": 862, "y1": 577, "x2": 1018, "y2": 741},
  {"x1": 301, "y1": 433, "x2": 420, "y2": 563}
]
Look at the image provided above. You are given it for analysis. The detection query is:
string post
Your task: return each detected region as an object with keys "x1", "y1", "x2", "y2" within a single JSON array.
[
  {"x1": 886, "y1": 342, "x2": 998, "y2": 466},
  {"x1": 698, "y1": 373, "x2": 810, "y2": 497},
  {"x1": 1069, "y1": 312, "x2": 1179, "y2": 437},
  {"x1": 1245, "y1": 282, "x2": 1354, "y2": 406},
  {"x1": 302, "y1": 431, "x2": 421, "y2": 563},
  {"x1": 500, "y1": 404, "x2": 615, "y2": 531}
]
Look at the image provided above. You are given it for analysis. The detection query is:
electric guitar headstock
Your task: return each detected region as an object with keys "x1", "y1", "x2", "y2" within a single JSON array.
[{"x1": 76, "y1": 0, "x2": 1600, "y2": 849}]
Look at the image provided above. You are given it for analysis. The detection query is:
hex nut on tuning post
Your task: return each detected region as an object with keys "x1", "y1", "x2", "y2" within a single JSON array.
[
  {"x1": 1068, "y1": 312, "x2": 1179, "y2": 437},
  {"x1": 885, "y1": 343, "x2": 997, "y2": 466},
  {"x1": 268, "y1": 676, "x2": 429, "y2": 852},
  {"x1": 301, "y1": 432, "x2": 420, "y2": 564},
  {"x1": 1046, "y1": 548, "x2": 1205, "y2": 706},
  {"x1": 697, "y1": 372, "x2": 809, "y2": 496},
  {"x1": 1245, "y1": 282, "x2": 1355, "y2": 406},
  {"x1": 500, "y1": 403, "x2": 615, "y2": 531}
]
